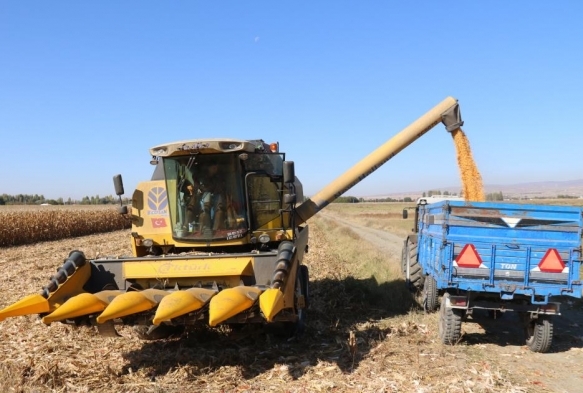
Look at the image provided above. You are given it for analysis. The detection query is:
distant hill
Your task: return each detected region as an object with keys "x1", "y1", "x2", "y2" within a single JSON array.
[
  {"x1": 482, "y1": 179, "x2": 583, "y2": 198},
  {"x1": 364, "y1": 179, "x2": 583, "y2": 200}
]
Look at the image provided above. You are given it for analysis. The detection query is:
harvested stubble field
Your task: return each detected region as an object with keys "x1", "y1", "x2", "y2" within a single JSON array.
[{"x1": 1, "y1": 203, "x2": 583, "y2": 392}]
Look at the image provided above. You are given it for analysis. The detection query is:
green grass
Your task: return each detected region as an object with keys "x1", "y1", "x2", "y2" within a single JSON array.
[{"x1": 308, "y1": 210, "x2": 416, "y2": 316}]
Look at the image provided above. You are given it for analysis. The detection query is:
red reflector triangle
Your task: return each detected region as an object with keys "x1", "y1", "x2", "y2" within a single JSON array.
[
  {"x1": 456, "y1": 244, "x2": 482, "y2": 268},
  {"x1": 538, "y1": 249, "x2": 565, "y2": 273}
]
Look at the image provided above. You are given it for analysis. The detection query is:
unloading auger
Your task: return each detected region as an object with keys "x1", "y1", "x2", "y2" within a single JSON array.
[{"x1": 0, "y1": 96, "x2": 464, "y2": 339}]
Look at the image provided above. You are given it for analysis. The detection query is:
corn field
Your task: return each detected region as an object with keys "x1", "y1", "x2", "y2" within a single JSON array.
[{"x1": 0, "y1": 205, "x2": 131, "y2": 247}]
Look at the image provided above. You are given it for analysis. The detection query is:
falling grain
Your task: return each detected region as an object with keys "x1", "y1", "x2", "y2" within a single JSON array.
[{"x1": 451, "y1": 128, "x2": 485, "y2": 202}]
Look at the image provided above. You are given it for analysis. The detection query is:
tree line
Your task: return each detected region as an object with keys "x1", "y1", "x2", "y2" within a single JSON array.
[
  {"x1": 333, "y1": 190, "x2": 507, "y2": 204},
  {"x1": 0, "y1": 193, "x2": 130, "y2": 206}
]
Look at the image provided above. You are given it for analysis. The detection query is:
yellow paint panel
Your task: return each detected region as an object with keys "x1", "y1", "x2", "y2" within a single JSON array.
[
  {"x1": 259, "y1": 288, "x2": 284, "y2": 322},
  {"x1": 42, "y1": 292, "x2": 115, "y2": 325},
  {"x1": 97, "y1": 290, "x2": 163, "y2": 323},
  {"x1": 123, "y1": 258, "x2": 253, "y2": 279},
  {"x1": 208, "y1": 286, "x2": 263, "y2": 326},
  {"x1": 132, "y1": 180, "x2": 170, "y2": 234},
  {"x1": 0, "y1": 294, "x2": 49, "y2": 322}
]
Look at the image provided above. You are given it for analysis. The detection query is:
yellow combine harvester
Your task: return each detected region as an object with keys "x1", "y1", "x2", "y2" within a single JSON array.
[{"x1": 0, "y1": 97, "x2": 465, "y2": 339}]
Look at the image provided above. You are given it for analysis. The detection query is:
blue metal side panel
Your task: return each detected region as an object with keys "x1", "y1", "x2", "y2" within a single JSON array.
[{"x1": 417, "y1": 201, "x2": 583, "y2": 300}]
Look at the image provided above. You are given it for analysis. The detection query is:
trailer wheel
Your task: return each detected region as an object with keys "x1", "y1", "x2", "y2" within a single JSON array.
[
  {"x1": 438, "y1": 293, "x2": 463, "y2": 345},
  {"x1": 422, "y1": 275, "x2": 438, "y2": 312},
  {"x1": 404, "y1": 240, "x2": 424, "y2": 292},
  {"x1": 525, "y1": 315, "x2": 553, "y2": 353}
]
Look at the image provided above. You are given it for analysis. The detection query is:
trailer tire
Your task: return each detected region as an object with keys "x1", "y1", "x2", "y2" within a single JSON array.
[
  {"x1": 404, "y1": 240, "x2": 424, "y2": 292},
  {"x1": 525, "y1": 315, "x2": 553, "y2": 353},
  {"x1": 438, "y1": 293, "x2": 463, "y2": 345},
  {"x1": 422, "y1": 275, "x2": 439, "y2": 312}
]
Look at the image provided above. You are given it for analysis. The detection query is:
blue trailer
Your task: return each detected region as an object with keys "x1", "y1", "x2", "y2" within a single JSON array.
[{"x1": 402, "y1": 199, "x2": 583, "y2": 352}]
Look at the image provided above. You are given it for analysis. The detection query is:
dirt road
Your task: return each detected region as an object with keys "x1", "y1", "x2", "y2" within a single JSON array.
[{"x1": 320, "y1": 209, "x2": 583, "y2": 393}]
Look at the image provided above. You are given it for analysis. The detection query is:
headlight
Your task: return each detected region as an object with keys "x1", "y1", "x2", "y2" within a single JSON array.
[{"x1": 258, "y1": 233, "x2": 270, "y2": 244}]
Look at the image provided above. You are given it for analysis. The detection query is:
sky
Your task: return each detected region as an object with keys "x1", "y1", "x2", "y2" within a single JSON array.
[{"x1": 1, "y1": 2, "x2": 582, "y2": 200}]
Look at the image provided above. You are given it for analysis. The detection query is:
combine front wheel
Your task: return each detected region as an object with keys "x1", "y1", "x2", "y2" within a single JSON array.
[
  {"x1": 134, "y1": 324, "x2": 184, "y2": 340},
  {"x1": 269, "y1": 265, "x2": 309, "y2": 339}
]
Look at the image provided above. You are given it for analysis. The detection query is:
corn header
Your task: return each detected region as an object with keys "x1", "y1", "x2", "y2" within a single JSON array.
[{"x1": 0, "y1": 96, "x2": 465, "y2": 339}]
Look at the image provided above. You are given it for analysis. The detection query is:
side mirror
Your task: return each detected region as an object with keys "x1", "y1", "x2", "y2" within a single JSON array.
[
  {"x1": 113, "y1": 174, "x2": 125, "y2": 196},
  {"x1": 402, "y1": 209, "x2": 408, "y2": 219},
  {"x1": 283, "y1": 161, "x2": 295, "y2": 184},
  {"x1": 113, "y1": 174, "x2": 127, "y2": 215}
]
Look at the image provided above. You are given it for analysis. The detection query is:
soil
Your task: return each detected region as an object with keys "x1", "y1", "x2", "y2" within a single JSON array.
[
  {"x1": 320, "y1": 209, "x2": 583, "y2": 393},
  {"x1": 2, "y1": 210, "x2": 583, "y2": 392}
]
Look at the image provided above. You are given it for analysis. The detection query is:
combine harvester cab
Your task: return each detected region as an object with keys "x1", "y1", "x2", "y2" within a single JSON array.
[{"x1": 1, "y1": 96, "x2": 466, "y2": 339}]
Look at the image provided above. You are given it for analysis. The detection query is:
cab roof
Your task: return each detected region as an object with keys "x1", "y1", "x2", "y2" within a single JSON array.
[{"x1": 150, "y1": 138, "x2": 271, "y2": 158}]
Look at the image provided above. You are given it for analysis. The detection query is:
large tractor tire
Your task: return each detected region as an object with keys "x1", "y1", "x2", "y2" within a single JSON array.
[
  {"x1": 422, "y1": 275, "x2": 439, "y2": 312},
  {"x1": 403, "y1": 239, "x2": 424, "y2": 292},
  {"x1": 295, "y1": 264, "x2": 309, "y2": 336},
  {"x1": 438, "y1": 293, "x2": 464, "y2": 345},
  {"x1": 524, "y1": 315, "x2": 554, "y2": 353},
  {"x1": 401, "y1": 239, "x2": 408, "y2": 274}
]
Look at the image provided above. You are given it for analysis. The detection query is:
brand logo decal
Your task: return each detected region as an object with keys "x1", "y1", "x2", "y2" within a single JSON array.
[{"x1": 147, "y1": 187, "x2": 168, "y2": 215}]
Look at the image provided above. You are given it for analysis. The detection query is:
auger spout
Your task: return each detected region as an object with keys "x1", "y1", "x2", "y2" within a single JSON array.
[{"x1": 293, "y1": 96, "x2": 462, "y2": 224}]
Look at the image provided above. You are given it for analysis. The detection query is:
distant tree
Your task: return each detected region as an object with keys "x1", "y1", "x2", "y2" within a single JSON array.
[
  {"x1": 403, "y1": 197, "x2": 413, "y2": 202},
  {"x1": 486, "y1": 191, "x2": 504, "y2": 201},
  {"x1": 0, "y1": 196, "x2": 4, "y2": 205},
  {"x1": 335, "y1": 196, "x2": 360, "y2": 203}
]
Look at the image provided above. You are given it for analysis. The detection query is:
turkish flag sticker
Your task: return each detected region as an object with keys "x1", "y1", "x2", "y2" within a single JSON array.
[{"x1": 151, "y1": 218, "x2": 167, "y2": 228}]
